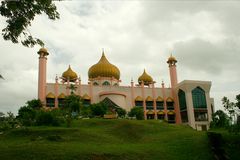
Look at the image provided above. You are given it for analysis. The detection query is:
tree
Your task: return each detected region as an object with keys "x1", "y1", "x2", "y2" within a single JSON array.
[
  {"x1": 210, "y1": 110, "x2": 230, "y2": 128},
  {"x1": 26, "y1": 99, "x2": 42, "y2": 109},
  {"x1": 64, "y1": 94, "x2": 82, "y2": 113},
  {"x1": 222, "y1": 95, "x2": 239, "y2": 124},
  {"x1": 90, "y1": 103, "x2": 107, "y2": 117},
  {"x1": 62, "y1": 94, "x2": 82, "y2": 127},
  {"x1": 236, "y1": 94, "x2": 240, "y2": 109},
  {"x1": 0, "y1": 0, "x2": 59, "y2": 47},
  {"x1": 116, "y1": 108, "x2": 126, "y2": 118},
  {"x1": 128, "y1": 107, "x2": 144, "y2": 120}
]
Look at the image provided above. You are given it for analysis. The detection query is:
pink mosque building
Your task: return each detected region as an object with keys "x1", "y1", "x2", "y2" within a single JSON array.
[{"x1": 37, "y1": 48, "x2": 214, "y2": 130}]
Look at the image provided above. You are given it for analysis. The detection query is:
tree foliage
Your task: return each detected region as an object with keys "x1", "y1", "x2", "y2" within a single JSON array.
[
  {"x1": 0, "y1": 0, "x2": 59, "y2": 47},
  {"x1": 63, "y1": 94, "x2": 82, "y2": 113},
  {"x1": 90, "y1": 102, "x2": 108, "y2": 117},
  {"x1": 128, "y1": 107, "x2": 144, "y2": 120},
  {"x1": 210, "y1": 110, "x2": 230, "y2": 128}
]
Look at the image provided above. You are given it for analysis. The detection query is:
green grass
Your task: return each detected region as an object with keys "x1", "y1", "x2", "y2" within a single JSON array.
[
  {"x1": 209, "y1": 128, "x2": 240, "y2": 160},
  {"x1": 0, "y1": 119, "x2": 213, "y2": 160}
]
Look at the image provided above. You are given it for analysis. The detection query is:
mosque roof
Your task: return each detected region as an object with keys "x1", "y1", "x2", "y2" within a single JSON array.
[
  {"x1": 138, "y1": 69, "x2": 153, "y2": 85},
  {"x1": 88, "y1": 51, "x2": 120, "y2": 80},
  {"x1": 62, "y1": 65, "x2": 78, "y2": 82}
]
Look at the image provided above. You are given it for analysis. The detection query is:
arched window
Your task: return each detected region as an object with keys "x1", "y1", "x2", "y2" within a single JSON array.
[
  {"x1": 166, "y1": 97, "x2": 174, "y2": 110},
  {"x1": 135, "y1": 96, "x2": 143, "y2": 107},
  {"x1": 82, "y1": 94, "x2": 91, "y2": 106},
  {"x1": 156, "y1": 96, "x2": 164, "y2": 110},
  {"x1": 58, "y1": 93, "x2": 65, "y2": 107},
  {"x1": 46, "y1": 92, "x2": 55, "y2": 107},
  {"x1": 146, "y1": 96, "x2": 153, "y2": 110},
  {"x1": 178, "y1": 89, "x2": 188, "y2": 122},
  {"x1": 178, "y1": 89, "x2": 187, "y2": 111},
  {"x1": 93, "y1": 82, "x2": 99, "y2": 86},
  {"x1": 102, "y1": 81, "x2": 110, "y2": 86},
  {"x1": 192, "y1": 87, "x2": 207, "y2": 108}
]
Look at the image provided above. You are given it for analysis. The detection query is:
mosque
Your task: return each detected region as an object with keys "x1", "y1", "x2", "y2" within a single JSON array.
[{"x1": 37, "y1": 48, "x2": 214, "y2": 131}]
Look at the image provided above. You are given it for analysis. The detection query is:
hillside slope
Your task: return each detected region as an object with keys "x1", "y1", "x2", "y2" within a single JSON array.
[{"x1": 0, "y1": 119, "x2": 213, "y2": 160}]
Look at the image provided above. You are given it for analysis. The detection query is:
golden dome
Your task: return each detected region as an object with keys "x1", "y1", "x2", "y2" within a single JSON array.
[
  {"x1": 46, "y1": 92, "x2": 55, "y2": 98},
  {"x1": 62, "y1": 65, "x2": 78, "y2": 82},
  {"x1": 138, "y1": 69, "x2": 153, "y2": 85},
  {"x1": 167, "y1": 54, "x2": 177, "y2": 63},
  {"x1": 88, "y1": 52, "x2": 120, "y2": 80},
  {"x1": 38, "y1": 47, "x2": 49, "y2": 56}
]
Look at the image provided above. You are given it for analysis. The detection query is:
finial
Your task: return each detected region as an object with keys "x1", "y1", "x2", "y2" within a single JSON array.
[
  {"x1": 55, "y1": 74, "x2": 58, "y2": 82},
  {"x1": 102, "y1": 48, "x2": 105, "y2": 56},
  {"x1": 131, "y1": 77, "x2": 133, "y2": 82},
  {"x1": 78, "y1": 76, "x2": 81, "y2": 81},
  {"x1": 161, "y1": 80, "x2": 165, "y2": 86}
]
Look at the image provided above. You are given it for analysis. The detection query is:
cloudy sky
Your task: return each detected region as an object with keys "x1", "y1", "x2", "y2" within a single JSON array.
[{"x1": 0, "y1": 0, "x2": 240, "y2": 114}]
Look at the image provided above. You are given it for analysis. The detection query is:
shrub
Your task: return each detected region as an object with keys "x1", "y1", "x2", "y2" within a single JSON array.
[
  {"x1": 17, "y1": 106, "x2": 36, "y2": 126},
  {"x1": 116, "y1": 108, "x2": 126, "y2": 118},
  {"x1": 128, "y1": 107, "x2": 144, "y2": 120},
  {"x1": 35, "y1": 111, "x2": 62, "y2": 126},
  {"x1": 90, "y1": 103, "x2": 107, "y2": 117}
]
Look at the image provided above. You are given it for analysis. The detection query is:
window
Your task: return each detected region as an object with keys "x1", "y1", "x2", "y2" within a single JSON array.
[
  {"x1": 194, "y1": 110, "x2": 208, "y2": 121},
  {"x1": 102, "y1": 81, "x2": 110, "y2": 86},
  {"x1": 93, "y1": 82, "x2": 99, "y2": 86},
  {"x1": 135, "y1": 101, "x2": 143, "y2": 107},
  {"x1": 46, "y1": 98, "x2": 54, "y2": 107},
  {"x1": 168, "y1": 112, "x2": 175, "y2": 123},
  {"x1": 180, "y1": 111, "x2": 188, "y2": 123},
  {"x1": 156, "y1": 101, "x2": 164, "y2": 110},
  {"x1": 178, "y1": 89, "x2": 187, "y2": 111},
  {"x1": 146, "y1": 101, "x2": 153, "y2": 110},
  {"x1": 192, "y1": 87, "x2": 207, "y2": 109},
  {"x1": 83, "y1": 99, "x2": 91, "y2": 106},
  {"x1": 58, "y1": 98, "x2": 65, "y2": 107}
]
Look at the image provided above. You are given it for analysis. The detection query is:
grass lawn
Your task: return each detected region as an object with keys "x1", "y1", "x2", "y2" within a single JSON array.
[{"x1": 0, "y1": 119, "x2": 213, "y2": 160}]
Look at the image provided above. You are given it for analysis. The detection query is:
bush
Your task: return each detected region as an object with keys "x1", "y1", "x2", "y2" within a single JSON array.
[
  {"x1": 35, "y1": 111, "x2": 62, "y2": 126},
  {"x1": 128, "y1": 107, "x2": 144, "y2": 120},
  {"x1": 210, "y1": 110, "x2": 230, "y2": 128},
  {"x1": 90, "y1": 103, "x2": 107, "y2": 117},
  {"x1": 17, "y1": 106, "x2": 36, "y2": 126},
  {"x1": 116, "y1": 108, "x2": 126, "y2": 118}
]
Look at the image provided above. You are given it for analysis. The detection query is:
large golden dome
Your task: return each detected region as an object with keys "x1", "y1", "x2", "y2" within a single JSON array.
[
  {"x1": 62, "y1": 65, "x2": 78, "y2": 82},
  {"x1": 88, "y1": 52, "x2": 120, "y2": 80},
  {"x1": 138, "y1": 69, "x2": 153, "y2": 85}
]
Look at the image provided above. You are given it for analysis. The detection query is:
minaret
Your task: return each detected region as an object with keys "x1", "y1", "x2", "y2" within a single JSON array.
[
  {"x1": 37, "y1": 48, "x2": 49, "y2": 105},
  {"x1": 167, "y1": 54, "x2": 178, "y2": 88},
  {"x1": 167, "y1": 54, "x2": 181, "y2": 124}
]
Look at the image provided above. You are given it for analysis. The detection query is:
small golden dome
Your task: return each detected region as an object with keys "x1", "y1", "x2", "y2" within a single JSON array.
[
  {"x1": 88, "y1": 52, "x2": 120, "y2": 80},
  {"x1": 82, "y1": 94, "x2": 91, "y2": 100},
  {"x1": 138, "y1": 69, "x2": 153, "y2": 85},
  {"x1": 58, "y1": 93, "x2": 65, "y2": 99},
  {"x1": 156, "y1": 96, "x2": 164, "y2": 102},
  {"x1": 62, "y1": 65, "x2": 78, "y2": 82},
  {"x1": 38, "y1": 47, "x2": 49, "y2": 56},
  {"x1": 46, "y1": 92, "x2": 55, "y2": 98},
  {"x1": 167, "y1": 54, "x2": 177, "y2": 63},
  {"x1": 135, "y1": 96, "x2": 143, "y2": 101}
]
